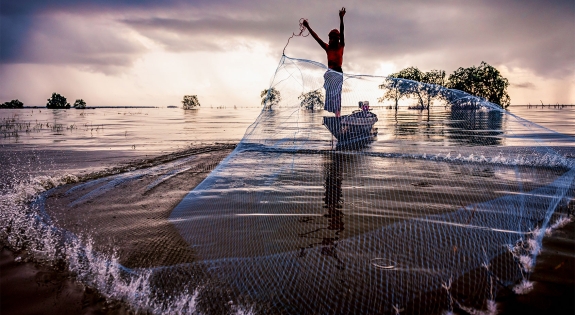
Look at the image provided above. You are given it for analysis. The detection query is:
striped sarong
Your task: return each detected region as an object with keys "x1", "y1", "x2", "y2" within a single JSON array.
[{"x1": 323, "y1": 70, "x2": 343, "y2": 114}]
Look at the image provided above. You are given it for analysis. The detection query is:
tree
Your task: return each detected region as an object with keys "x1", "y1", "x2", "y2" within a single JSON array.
[
  {"x1": 447, "y1": 61, "x2": 510, "y2": 108},
  {"x1": 392, "y1": 67, "x2": 425, "y2": 82},
  {"x1": 299, "y1": 90, "x2": 324, "y2": 111},
  {"x1": 381, "y1": 67, "x2": 446, "y2": 110},
  {"x1": 422, "y1": 69, "x2": 446, "y2": 86},
  {"x1": 378, "y1": 78, "x2": 408, "y2": 110},
  {"x1": 182, "y1": 95, "x2": 200, "y2": 109},
  {"x1": 260, "y1": 87, "x2": 281, "y2": 110},
  {"x1": 1, "y1": 99, "x2": 24, "y2": 108},
  {"x1": 73, "y1": 99, "x2": 86, "y2": 109},
  {"x1": 46, "y1": 93, "x2": 70, "y2": 109}
]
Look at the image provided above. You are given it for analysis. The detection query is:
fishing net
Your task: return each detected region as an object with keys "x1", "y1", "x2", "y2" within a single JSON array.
[
  {"x1": 167, "y1": 56, "x2": 575, "y2": 314},
  {"x1": 5, "y1": 55, "x2": 574, "y2": 314}
]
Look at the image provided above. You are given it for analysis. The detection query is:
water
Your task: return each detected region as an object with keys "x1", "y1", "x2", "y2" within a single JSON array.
[
  {"x1": 1, "y1": 105, "x2": 573, "y2": 152},
  {"x1": 1, "y1": 93, "x2": 574, "y2": 313},
  {"x1": 0, "y1": 107, "x2": 260, "y2": 153}
]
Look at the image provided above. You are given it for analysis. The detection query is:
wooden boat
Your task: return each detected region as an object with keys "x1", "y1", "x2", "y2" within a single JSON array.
[{"x1": 323, "y1": 110, "x2": 378, "y2": 148}]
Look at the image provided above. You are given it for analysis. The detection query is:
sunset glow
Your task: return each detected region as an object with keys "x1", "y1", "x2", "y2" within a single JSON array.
[{"x1": 1, "y1": 1, "x2": 573, "y2": 107}]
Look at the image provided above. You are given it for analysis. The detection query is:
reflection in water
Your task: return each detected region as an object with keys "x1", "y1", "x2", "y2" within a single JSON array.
[
  {"x1": 377, "y1": 107, "x2": 505, "y2": 147},
  {"x1": 448, "y1": 109, "x2": 504, "y2": 146},
  {"x1": 298, "y1": 153, "x2": 346, "y2": 269},
  {"x1": 387, "y1": 108, "x2": 446, "y2": 143}
]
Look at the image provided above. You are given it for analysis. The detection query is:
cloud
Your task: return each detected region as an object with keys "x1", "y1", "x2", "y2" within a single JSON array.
[
  {"x1": 118, "y1": 1, "x2": 575, "y2": 78},
  {"x1": 2, "y1": 12, "x2": 146, "y2": 74},
  {"x1": 1, "y1": 0, "x2": 573, "y2": 78},
  {"x1": 513, "y1": 82, "x2": 536, "y2": 89}
]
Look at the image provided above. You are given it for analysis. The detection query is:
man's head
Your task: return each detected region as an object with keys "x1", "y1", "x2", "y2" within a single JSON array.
[{"x1": 328, "y1": 29, "x2": 340, "y2": 42}]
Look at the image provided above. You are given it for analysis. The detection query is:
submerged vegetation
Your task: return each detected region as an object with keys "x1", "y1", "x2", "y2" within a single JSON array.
[
  {"x1": 447, "y1": 62, "x2": 510, "y2": 107},
  {"x1": 299, "y1": 90, "x2": 324, "y2": 111},
  {"x1": 47, "y1": 93, "x2": 71, "y2": 109},
  {"x1": 261, "y1": 87, "x2": 281, "y2": 110},
  {"x1": 73, "y1": 99, "x2": 87, "y2": 109},
  {"x1": 1, "y1": 99, "x2": 24, "y2": 108},
  {"x1": 182, "y1": 95, "x2": 201, "y2": 109},
  {"x1": 379, "y1": 61, "x2": 510, "y2": 109},
  {"x1": 0, "y1": 115, "x2": 104, "y2": 139}
]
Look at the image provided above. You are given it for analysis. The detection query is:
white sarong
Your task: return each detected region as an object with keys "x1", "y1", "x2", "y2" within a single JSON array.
[{"x1": 323, "y1": 70, "x2": 343, "y2": 114}]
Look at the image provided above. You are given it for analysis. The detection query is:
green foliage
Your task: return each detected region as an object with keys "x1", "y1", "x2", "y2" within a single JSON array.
[
  {"x1": 1, "y1": 99, "x2": 24, "y2": 108},
  {"x1": 73, "y1": 99, "x2": 86, "y2": 109},
  {"x1": 392, "y1": 67, "x2": 425, "y2": 82},
  {"x1": 446, "y1": 61, "x2": 510, "y2": 108},
  {"x1": 260, "y1": 88, "x2": 281, "y2": 110},
  {"x1": 422, "y1": 70, "x2": 446, "y2": 86},
  {"x1": 182, "y1": 95, "x2": 201, "y2": 109},
  {"x1": 381, "y1": 67, "x2": 446, "y2": 110},
  {"x1": 299, "y1": 90, "x2": 324, "y2": 111},
  {"x1": 378, "y1": 78, "x2": 406, "y2": 109},
  {"x1": 46, "y1": 93, "x2": 70, "y2": 109}
]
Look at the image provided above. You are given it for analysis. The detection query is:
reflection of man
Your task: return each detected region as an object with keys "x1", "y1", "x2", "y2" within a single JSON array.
[
  {"x1": 298, "y1": 153, "x2": 345, "y2": 269},
  {"x1": 303, "y1": 8, "x2": 346, "y2": 117}
]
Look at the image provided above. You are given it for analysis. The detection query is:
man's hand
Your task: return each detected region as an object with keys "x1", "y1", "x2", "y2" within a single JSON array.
[
  {"x1": 302, "y1": 20, "x2": 309, "y2": 28},
  {"x1": 339, "y1": 7, "x2": 346, "y2": 18}
]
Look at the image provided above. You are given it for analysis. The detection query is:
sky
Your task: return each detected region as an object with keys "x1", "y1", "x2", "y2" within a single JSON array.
[{"x1": 1, "y1": 0, "x2": 574, "y2": 107}]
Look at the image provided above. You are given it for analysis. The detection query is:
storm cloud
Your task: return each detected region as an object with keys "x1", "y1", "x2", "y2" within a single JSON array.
[{"x1": 1, "y1": 0, "x2": 573, "y2": 77}]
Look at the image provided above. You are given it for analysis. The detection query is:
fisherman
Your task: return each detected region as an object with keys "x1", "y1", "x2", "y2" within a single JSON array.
[{"x1": 303, "y1": 8, "x2": 346, "y2": 117}]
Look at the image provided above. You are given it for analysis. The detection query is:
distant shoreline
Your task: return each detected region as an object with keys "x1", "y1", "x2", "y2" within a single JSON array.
[
  {"x1": 2, "y1": 104, "x2": 572, "y2": 108},
  {"x1": 13, "y1": 106, "x2": 161, "y2": 109}
]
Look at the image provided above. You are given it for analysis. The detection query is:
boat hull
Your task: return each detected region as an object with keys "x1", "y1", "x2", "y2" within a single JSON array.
[{"x1": 323, "y1": 115, "x2": 378, "y2": 148}]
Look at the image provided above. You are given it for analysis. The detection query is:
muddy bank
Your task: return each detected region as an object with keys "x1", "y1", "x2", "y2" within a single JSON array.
[
  {"x1": 0, "y1": 144, "x2": 235, "y2": 315},
  {"x1": 44, "y1": 146, "x2": 235, "y2": 268},
  {"x1": 498, "y1": 219, "x2": 575, "y2": 315}
]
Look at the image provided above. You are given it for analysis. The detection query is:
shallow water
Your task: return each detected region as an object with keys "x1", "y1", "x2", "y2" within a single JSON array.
[
  {"x1": 0, "y1": 107, "x2": 260, "y2": 154},
  {"x1": 1, "y1": 105, "x2": 573, "y2": 153},
  {"x1": 0, "y1": 103, "x2": 574, "y2": 314}
]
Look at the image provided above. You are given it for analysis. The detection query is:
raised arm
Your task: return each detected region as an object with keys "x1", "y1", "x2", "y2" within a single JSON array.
[
  {"x1": 339, "y1": 8, "x2": 346, "y2": 46},
  {"x1": 302, "y1": 20, "x2": 327, "y2": 50}
]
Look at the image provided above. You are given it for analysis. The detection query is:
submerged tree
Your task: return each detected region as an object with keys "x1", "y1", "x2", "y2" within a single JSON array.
[
  {"x1": 422, "y1": 69, "x2": 446, "y2": 86},
  {"x1": 260, "y1": 87, "x2": 281, "y2": 110},
  {"x1": 46, "y1": 93, "x2": 70, "y2": 109},
  {"x1": 380, "y1": 67, "x2": 446, "y2": 110},
  {"x1": 299, "y1": 90, "x2": 324, "y2": 111},
  {"x1": 73, "y1": 99, "x2": 86, "y2": 109},
  {"x1": 378, "y1": 78, "x2": 412, "y2": 110},
  {"x1": 392, "y1": 67, "x2": 425, "y2": 82},
  {"x1": 1, "y1": 99, "x2": 24, "y2": 108},
  {"x1": 447, "y1": 61, "x2": 510, "y2": 108},
  {"x1": 182, "y1": 95, "x2": 201, "y2": 109}
]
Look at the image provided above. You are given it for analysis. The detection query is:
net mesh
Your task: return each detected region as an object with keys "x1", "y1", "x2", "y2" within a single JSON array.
[
  {"x1": 14, "y1": 55, "x2": 575, "y2": 314},
  {"x1": 166, "y1": 56, "x2": 575, "y2": 313}
]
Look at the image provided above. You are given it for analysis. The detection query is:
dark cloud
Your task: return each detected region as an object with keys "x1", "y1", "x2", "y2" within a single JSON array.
[
  {"x1": 1, "y1": 13, "x2": 146, "y2": 74},
  {"x1": 0, "y1": 14, "x2": 34, "y2": 63},
  {"x1": 1, "y1": 0, "x2": 573, "y2": 77},
  {"x1": 120, "y1": 1, "x2": 574, "y2": 77}
]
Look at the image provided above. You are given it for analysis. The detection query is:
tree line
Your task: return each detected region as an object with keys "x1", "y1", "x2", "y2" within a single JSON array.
[
  {"x1": 2, "y1": 93, "x2": 203, "y2": 110},
  {"x1": 3, "y1": 62, "x2": 509, "y2": 111},
  {"x1": 1, "y1": 93, "x2": 87, "y2": 109},
  {"x1": 259, "y1": 61, "x2": 510, "y2": 111},
  {"x1": 380, "y1": 61, "x2": 510, "y2": 110}
]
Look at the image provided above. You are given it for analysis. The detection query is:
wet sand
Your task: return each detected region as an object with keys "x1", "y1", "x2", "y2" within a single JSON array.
[
  {"x1": 44, "y1": 147, "x2": 235, "y2": 268},
  {"x1": 1, "y1": 144, "x2": 235, "y2": 315},
  {"x1": 0, "y1": 247, "x2": 132, "y2": 314},
  {"x1": 1, "y1": 144, "x2": 574, "y2": 314}
]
